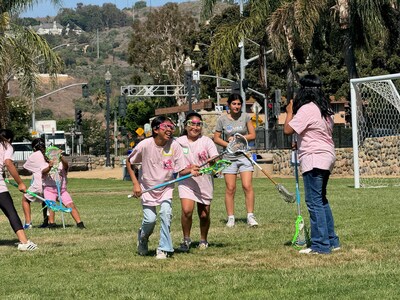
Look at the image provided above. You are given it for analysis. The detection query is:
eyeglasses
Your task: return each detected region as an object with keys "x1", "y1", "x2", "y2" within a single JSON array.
[
  {"x1": 186, "y1": 120, "x2": 203, "y2": 127},
  {"x1": 158, "y1": 122, "x2": 175, "y2": 131}
]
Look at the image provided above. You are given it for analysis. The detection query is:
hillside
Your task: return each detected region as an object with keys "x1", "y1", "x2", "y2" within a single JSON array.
[{"x1": 22, "y1": 1, "x2": 232, "y2": 122}]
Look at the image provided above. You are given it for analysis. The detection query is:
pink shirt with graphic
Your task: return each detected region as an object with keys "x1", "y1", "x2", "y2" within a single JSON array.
[
  {"x1": 43, "y1": 162, "x2": 68, "y2": 189},
  {"x1": 176, "y1": 135, "x2": 219, "y2": 203},
  {"x1": 128, "y1": 137, "x2": 186, "y2": 206},
  {"x1": 289, "y1": 102, "x2": 336, "y2": 173},
  {"x1": 0, "y1": 143, "x2": 14, "y2": 193},
  {"x1": 23, "y1": 151, "x2": 49, "y2": 194}
]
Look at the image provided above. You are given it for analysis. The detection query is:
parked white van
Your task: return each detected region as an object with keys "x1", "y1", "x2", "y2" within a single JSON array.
[{"x1": 12, "y1": 142, "x2": 33, "y2": 161}]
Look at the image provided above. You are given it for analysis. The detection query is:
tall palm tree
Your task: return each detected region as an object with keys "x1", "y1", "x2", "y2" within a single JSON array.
[{"x1": 0, "y1": 0, "x2": 63, "y2": 127}]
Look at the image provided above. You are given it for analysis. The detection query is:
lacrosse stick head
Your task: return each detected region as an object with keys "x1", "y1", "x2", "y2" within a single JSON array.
[
  {"x1": 46, "y1": 146, "x2": 62, "y2": 165},
  {"x1": 200, "y1": 159, "x2": 232, "y2": 175},
  {"x1": 226, "y1": 133, "x2": 249, "y2": 155},
  {"x1": 292, "y1": 215, "x2": 307, "y2": 249},
  {"x1": 276, "y1": 184, "x2": 296, "y2": 203}
]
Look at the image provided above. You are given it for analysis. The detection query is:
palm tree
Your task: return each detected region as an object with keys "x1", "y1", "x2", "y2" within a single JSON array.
[
  {"x1": 0, "y1": 0, "x2": 63, "y2": 127},
  {"x1": 201, "y1": 0, "x2": 399, "y2": 99}
]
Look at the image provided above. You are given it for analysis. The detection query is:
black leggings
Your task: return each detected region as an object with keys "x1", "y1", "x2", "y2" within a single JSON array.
[{"x1": 0, "y1": 191, "x2": 23, "y2": 232}]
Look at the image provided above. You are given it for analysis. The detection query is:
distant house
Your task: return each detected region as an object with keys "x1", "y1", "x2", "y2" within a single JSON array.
[{"x1": 35, "y1": 21, "x2": 63, "y2": 35}]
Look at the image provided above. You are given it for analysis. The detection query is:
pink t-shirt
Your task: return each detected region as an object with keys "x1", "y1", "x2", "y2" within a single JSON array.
[
  {"x1": 0, "y1": 143, "x2": 14, "y2": 193},
  {"x1": 289, "y1": 102, "x2": 336, "y2": 173},
  {"x1": 23, "y1": 151, "x2": 49, "y2": 194},
  {"x1": 176, "y1": 135, "x2": 219, "y2": 202},
  {"x1": 43, "y1": 162, "x2": 68, "y2": 189},
  {"x1": 128, "y1": 137, "x2": 186, "y2": 206}
]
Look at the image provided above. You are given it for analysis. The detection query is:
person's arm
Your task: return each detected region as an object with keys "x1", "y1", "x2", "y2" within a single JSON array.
[
  {"x1": 126, "y1": 158, "x2": 142, "y2": 198},
  {"x1": 42, "y1": 161, "x2": 53, "y2": 175},
  {"x1": 213, "y1": 131, "x2": 228, "y2": 148},
  {"x1": 5, "y1": 159, "x2": 26, "y2": 192},
  {"x1": 60, "y1": 156, "x2": 68, "y2": 170},
  {"x1": 245, "y1": 119, "x2": 256, "y2": 141},
  {"x1": 178, "y1": 165, "x2": 200, "y2": 177},
  {"x1": 284, "y1": 99, "x2": 295, "y2": 135}
]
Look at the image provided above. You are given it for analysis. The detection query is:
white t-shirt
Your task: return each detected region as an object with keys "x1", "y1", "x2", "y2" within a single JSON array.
[{"x1": 0, "y1": 143, "x2": 14, "y2": 193}]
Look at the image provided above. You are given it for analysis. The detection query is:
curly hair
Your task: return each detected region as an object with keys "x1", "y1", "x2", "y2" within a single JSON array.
[{"x1": 293, "y1": 75, "x2": 333, "y2": 119}]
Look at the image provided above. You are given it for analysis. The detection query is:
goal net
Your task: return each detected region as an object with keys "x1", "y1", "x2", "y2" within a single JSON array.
[{"x1": 350, "y1": 73, "x2": 400, "y2": 188}]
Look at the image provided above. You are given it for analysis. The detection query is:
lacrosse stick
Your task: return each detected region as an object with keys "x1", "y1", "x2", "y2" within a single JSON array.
[
  {"x1": 5, "y1": 179, "x2": 72, "y2": 213},
  {"x1": 291, "y1": 145, "x2": 308, "y2": 249},
  {"x1": 46, "y1": 146, "x2": 67, "y2": 228},
  {"x1": 128, "y1": 159, "x2": 232, "y2": 198},
  {"x1": 232, "y1": 133, "x2": 295, "y2": 203}
]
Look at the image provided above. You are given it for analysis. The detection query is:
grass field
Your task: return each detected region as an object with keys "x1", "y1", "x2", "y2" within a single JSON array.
[{"x1": 1, "y1": 176, "x2": 399, "y2": 299}]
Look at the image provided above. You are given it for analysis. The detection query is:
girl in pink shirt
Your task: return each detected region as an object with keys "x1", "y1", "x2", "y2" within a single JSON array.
[
  {"x1": 127, "y1": 116, "x2": 199, "y2": 259},
  {"x1": 176, "y1": 112, "x2": 219, "y2": 251},
  {"x1": 0, "y1": 129, "x2": 37, "y2": 251},
  {"x1": 22, "y1": 138, "x2": 52, "y2": 229},
  {"x1": 284, "y1": 74, "x2": 340, "y2": 254}
]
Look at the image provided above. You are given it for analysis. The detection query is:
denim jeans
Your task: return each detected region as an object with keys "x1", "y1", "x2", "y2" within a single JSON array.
[
  {"x1": 141, "y1": 200, "x2": 173, "y2": 253},
  {"x1": 303, "y1": 169, "x2": 340, "y2": 253}
]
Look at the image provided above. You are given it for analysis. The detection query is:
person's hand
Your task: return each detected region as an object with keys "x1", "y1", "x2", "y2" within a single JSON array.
[
  {"x1": 132, "y1": 183, "x2": 142, "y2": 198},
  {"x1": 286, "y1": 99, "x2": 293, "y2": 114},
  {"x1": 18, "y1": 182, "x2": 27, "y2": 193},
  {"x1": 190, "y1": 164, "x2": 200, "y2": 177}
]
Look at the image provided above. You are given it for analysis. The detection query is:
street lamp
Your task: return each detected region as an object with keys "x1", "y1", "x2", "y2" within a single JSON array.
[
  {"x1": 105, "y1": 70, "x2": 112, "y2": 167},
  {"x1": 31, "y1": 43, "x2": 71, "y2": 133},
  {"x1": 184, "y1": 57, "x2": 193, "y2": 113}
]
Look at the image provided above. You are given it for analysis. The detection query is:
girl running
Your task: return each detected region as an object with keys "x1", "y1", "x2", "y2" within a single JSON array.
[{"x1": 0, "y1": 129, "x2": 37, "y2": 251}]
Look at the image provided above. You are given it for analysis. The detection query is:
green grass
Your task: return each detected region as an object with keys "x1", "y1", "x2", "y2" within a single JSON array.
[{"x1": 1, "y1": 177, "x2": 399, "y2": 299}]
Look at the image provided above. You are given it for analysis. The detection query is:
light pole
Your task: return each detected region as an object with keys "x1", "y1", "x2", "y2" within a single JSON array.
[
  {"x1": 105, "y1": 70, "x2": 112, "y2": 167},
  {"x1": 31, "y1": 43, "x2": 71, "y2": 133},
  {"x1": 184, "y1": 57, "x2": 193, "y2": 113}
]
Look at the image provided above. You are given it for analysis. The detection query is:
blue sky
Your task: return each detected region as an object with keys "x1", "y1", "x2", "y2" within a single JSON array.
[{"x1": 21, "y1": 0, "x2": 191, "y2": 18}]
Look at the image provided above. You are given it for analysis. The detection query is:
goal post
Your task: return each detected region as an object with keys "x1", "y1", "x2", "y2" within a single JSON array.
[{"x1": 350, "y1": 73, "x2": 400, "y2": 188}]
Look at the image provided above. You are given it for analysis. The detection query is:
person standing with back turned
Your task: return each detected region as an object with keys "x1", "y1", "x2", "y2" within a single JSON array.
[
  {"x1": 213, "y1": 93, "x2": 258, "y2": 228},
  {"x1": 284, "y1": 74, "x2": 340, "y2": 254}
]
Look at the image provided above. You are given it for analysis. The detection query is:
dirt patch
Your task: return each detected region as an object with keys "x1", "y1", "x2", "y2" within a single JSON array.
[{"x1": 67, "y1": 166, "x2": 124, "y2": 179}]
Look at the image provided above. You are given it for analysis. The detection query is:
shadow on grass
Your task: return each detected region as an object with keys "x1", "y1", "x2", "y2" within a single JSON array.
[{"x1": 0, "y1": 239, "x2": 19, "y2": 246}]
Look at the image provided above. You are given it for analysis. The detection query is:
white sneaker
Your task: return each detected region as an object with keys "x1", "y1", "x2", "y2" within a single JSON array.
[
  {"x1": 247, "y1": 215, "x2": 259, "y2": 227},
  {"x1": 198, "y1": 240, "x2": 209, "y2": 250},
  {"x1": 156, "y1": 249, "x2": 168, "y2": 260},
  {"x1": 332, "y1": 246, "x2": 341, "y2": 252},
  {"x1": 137, "y1": 228, "x2": 148, "y2": 256},
  {"x1": 18, "y1": 240, "x2": 37, "y2": 251},
  {"x1": 226, "y1": 218, "x2": 235, "y2": 228},
  {"x1": 299, "y1": 248, "x2": 319, "y2": 255}
]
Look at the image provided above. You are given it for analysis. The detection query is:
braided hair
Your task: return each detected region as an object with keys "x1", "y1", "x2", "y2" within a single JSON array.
[{"x1": 293, "y1": 75, "x2": 333, "y2": 119}]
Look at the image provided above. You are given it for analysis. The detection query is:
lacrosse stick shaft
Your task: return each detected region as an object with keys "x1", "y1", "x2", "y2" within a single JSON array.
[
  {"x1": 240, "y1": 152, "x2": 279, "y2": 185},
  {"x1": 6, "y1": 179, "x2": 47, "y2": 202}
]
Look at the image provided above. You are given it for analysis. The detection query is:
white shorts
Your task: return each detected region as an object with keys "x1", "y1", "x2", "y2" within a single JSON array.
[{"x1": 222, "y1": 156, "x2": 254, "y2": 174}]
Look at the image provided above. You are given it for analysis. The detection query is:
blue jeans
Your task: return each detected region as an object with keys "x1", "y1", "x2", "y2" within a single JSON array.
[
  {"x1": 141, "y1": 200, "x2": 173, "y2": 253},
  {"x1": 303, "y1": 169, "x2": 339, "y2": 253}
]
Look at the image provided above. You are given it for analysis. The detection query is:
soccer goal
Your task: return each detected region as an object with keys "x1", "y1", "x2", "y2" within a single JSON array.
[{"x1": 350, "y1": 73, "x2": 400, "y2": 188}]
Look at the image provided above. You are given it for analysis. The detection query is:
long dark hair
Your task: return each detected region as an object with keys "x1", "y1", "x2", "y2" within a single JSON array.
[
  {"x1": 181, "y1": 112, "x2": 203, "y2": 136},
  {"x1": 293, "y1": 75, "x2": 333, "y2": 118},
  {"x1": 0, "y1": 129, "x2": 14, "y2": 150}
]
